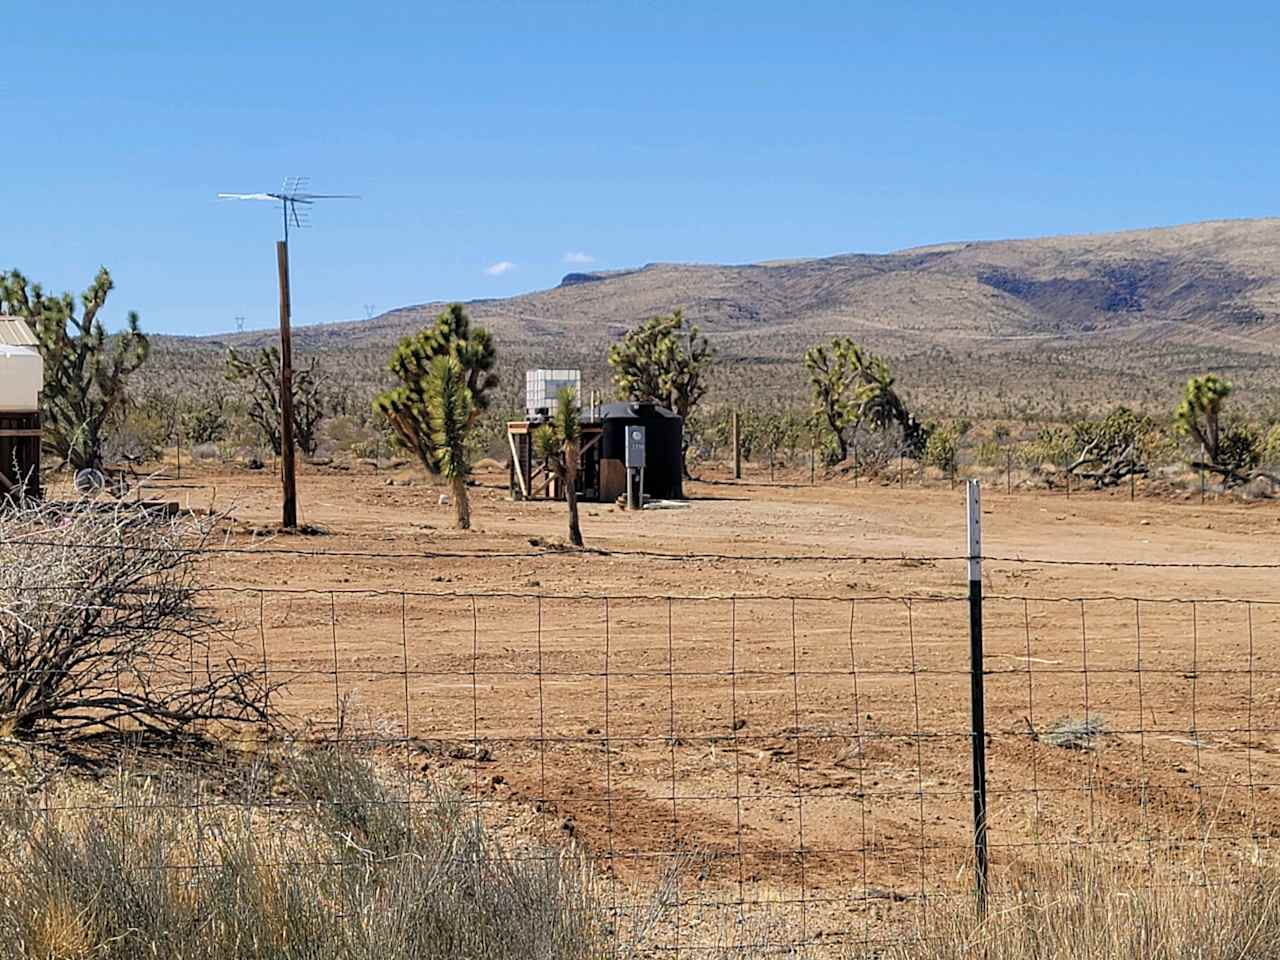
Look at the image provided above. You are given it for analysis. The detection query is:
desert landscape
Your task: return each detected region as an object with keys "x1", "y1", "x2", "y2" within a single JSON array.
[
  {"x1": 69, "y1": 456, "x2": 1280, "y2": 950},
  {"x1": 12, "y1": 6, "x2": 1280, "y2": 955},
  {"x1": 9, "y1": 216, "x2": 1280, "y2": 953}
]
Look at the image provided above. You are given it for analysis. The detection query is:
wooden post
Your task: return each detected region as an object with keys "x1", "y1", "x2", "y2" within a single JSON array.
[
  {"x1": 277, "y1": 240, "x2": 298, "y2": 529},
  {"x1": 1200, "y1": 443, "x2": 1206, "y2": 504},
  {"x1": 731, "y1": 410, "x2": 741, "y2": 480},
  {"x1": 1006, "y1": 451, "x2": 1012, "y2": 495},
  {"x1": 810, "y1": 445, "x2": 815, "y2": 485}
]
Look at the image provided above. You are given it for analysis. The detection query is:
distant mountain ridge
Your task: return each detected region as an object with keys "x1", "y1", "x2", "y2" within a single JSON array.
[{"x1": 195, "y1": 217, "x2": 1280, "y2": 362}]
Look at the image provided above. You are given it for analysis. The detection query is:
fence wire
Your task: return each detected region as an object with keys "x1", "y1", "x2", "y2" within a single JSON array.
[{"x1": 5, "y1": 562, "x2": 1275, "y2": 958}]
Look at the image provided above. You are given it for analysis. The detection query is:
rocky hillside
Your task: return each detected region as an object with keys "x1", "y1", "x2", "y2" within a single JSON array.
[
  {"x1": 198, "y1": 217, "x2": 1280, "y2": 360},
  {"x1": 157, "y1": 218, "x2": 1280, "y2": 419}
]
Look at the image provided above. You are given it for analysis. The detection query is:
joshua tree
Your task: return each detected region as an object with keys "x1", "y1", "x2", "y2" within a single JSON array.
[
  {"x1": 0, "y1": 267, "x2": 149, "y2": 471},
  {"x1": 804, "y1": 337, "x2": 867, "y2": 463},
  {"x1": 426, "y1": 355, "x2": 474, "y2": 529},
  {"x1": 608, "y1": 309, "x2": 712, "y2": 476},
  {"x1": 803, "y1": 336, "x2": 928, "y2": 462},
  {"x1": 1175, "y1": 374, "x2": 1232, "y2": 466},
  {"x1": 533, "y1": 387, "x2": 584, "y2": 547},
  {"x1": 857, "y1": 353, "x2": 928, "y2": 456},
  {"x1": 225, "y1": 346, "x2": 326, "y2": 456},
  {"x1": 1174, "y1": 374, "x2": 1270, "y2": 485},
  {"x1": 1066, "y1": 406, "x2": 1155, "y2": 487},
  {"x1": 375, "y1": 304, "x2": 497, "y2": 476}
]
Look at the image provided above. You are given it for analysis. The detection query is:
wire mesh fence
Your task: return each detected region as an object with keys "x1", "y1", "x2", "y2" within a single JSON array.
[{"x1": 6, "y1": 567, "x2": 1273, "y2": 955}]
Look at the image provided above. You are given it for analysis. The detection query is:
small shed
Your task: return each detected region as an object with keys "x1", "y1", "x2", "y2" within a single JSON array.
[
  {"x1": 507, "y1": 399, "x2": 684, "y2": 504},
  {"x1": 0, "y1": 317, "x2": 42, "y2": 500}
]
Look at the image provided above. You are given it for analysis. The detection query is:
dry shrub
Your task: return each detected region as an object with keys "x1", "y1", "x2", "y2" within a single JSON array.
[{"x1": 0, "y1": 499, "x2": 274, "y2": 740}]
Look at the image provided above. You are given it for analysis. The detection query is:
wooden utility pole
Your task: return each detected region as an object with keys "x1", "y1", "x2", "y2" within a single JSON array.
[
  {"x1": 731, "y1": 410, "x2": 742, "y2": 480},
  {"x1": 218, "y1": 180, "x2": 357, "y2": 531},
  {"x1": 277, "y1": 240, "x2": 298, "y2": 529}
]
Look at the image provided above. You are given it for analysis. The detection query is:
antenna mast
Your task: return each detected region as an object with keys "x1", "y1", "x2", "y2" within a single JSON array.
[{"x1": 217, "y1": 178, "x2": 359, "y2": 528}]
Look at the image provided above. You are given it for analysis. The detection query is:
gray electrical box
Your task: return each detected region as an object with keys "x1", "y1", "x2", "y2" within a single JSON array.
[{"x1": 625, "y1": 426, "x2": 646, "y2": 468}]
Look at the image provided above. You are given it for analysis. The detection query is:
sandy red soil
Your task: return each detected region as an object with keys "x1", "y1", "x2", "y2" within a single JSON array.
[{"x1": 100, "y1": 459, "x2": 1280, "y2": 950}]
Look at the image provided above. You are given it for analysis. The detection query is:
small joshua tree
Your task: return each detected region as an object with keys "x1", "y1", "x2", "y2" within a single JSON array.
[
  {"x1": 1175, "y1": 375, "x2": 1269, "y2": 485},
  {"x1": 804, "y1": 336, "x2": 928, "y2": 463},
  {"x1": 804, "y1": 337, "x2": 867, "y2": 463},
  {"x1": 534, "y1": 387, "x2": 584, "y2": 547},
  {"x1": 225, "y1": 346, "x2": 326, "y2": 456},
  {"x1": 374, "y1": 304, "x2": 497, "y2": 477},
  {"x1": 426, "y1": 355, "x2": 474, "y2": 530},
  {"x1": 1176, "y1": 374, "x2": 1232, "y2": 467}
]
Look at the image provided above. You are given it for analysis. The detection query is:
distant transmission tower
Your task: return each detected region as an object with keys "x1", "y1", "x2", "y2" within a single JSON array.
[{"x1": 217, "y1": 177, "x2": 359, "y2": 528}]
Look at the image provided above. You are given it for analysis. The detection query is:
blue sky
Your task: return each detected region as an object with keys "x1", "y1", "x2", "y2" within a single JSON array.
[{"x1": 5, "y1": 1, "x2": 1278, "y2": 336}]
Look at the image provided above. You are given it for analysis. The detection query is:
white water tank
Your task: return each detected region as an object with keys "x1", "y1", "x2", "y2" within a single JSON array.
[
  {"x1": 0, "y1": 345, "x2": 41, "y2": 411},
  {"x1": 526, "y1": 369, "x2": 581, "y2": 419}
]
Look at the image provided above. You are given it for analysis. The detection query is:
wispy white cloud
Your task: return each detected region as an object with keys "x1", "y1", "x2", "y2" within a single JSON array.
[
  {"x1": 563, "y1": 251, "x2": 595, "y2": 265},
  {"x1": 485, "y1": 261, "x2": 515, "y2": 276}
]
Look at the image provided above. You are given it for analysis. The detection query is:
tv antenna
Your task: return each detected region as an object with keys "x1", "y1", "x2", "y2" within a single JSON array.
[
  {"x1": 218, "y1": 176, "x2": 358, "y2": 243},
  {"x1": 217, "y1": 176, "x2": 360, "y2": 528}
]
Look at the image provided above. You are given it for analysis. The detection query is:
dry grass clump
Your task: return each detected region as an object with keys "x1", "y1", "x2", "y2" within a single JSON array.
[
  {"x1": 884, "y1": 849, "x2": 1280, "y2": 960},
  {"x1": 1042, "y1": 715, "x2": 1108, "y2": 750},
  {"x1": 1, "y1": 748, "x2": 1276, "y2": 960},
  {"x1": 0, "y1": 747, "x2": 632, "y2": 960}
]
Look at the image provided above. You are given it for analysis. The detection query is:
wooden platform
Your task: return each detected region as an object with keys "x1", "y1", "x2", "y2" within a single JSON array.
[
  {"x1": 507, "y1": 420, "x2": 605, "y2": 501},
  {"x1": 0, "y1": 411, "x2": 39, "y2": 499}
]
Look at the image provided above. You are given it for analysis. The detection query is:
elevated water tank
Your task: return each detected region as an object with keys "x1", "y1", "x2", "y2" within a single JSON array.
[
  {"x1": 526, "y1": 369, "x2": 581, "y2": 419},
  {"x1": 0, "y1": 344, "x2": 41, "y2": 412}
]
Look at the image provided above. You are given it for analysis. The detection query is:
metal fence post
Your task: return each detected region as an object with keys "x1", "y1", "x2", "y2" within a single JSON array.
[{"x1": 967, "y1": 480, "x2": 990, "y2": 913}]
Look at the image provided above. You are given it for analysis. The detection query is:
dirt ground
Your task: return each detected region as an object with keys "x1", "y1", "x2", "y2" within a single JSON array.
[{"x1": 90, "y1": 459, "x2": 1280, "y2": 951}]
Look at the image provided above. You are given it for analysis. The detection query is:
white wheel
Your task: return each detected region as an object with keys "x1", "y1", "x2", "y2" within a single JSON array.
[{"x1": 74, "y1": 468, "x2": 106, "y2": 496}]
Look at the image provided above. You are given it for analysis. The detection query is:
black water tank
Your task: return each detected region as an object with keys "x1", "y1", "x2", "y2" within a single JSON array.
[{"x1": 599, "y1": 401, "x2": 684, "y2": 499}]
